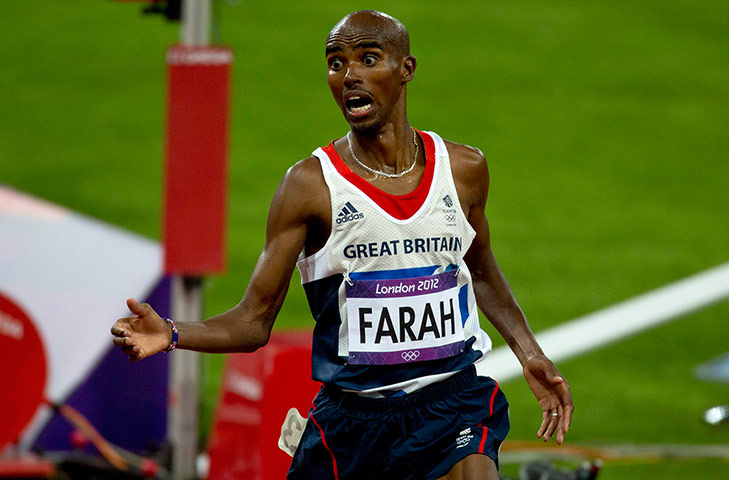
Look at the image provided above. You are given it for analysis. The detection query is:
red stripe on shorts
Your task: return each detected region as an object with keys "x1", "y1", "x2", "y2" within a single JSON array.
[
  {"x1": 479, "y1": 382, "x2": 500, "y2": 454},
  {"x1": 310, "y1": 404, "x2": 340, "y2": 480},
  {"x1": 489, "y1": 382, "x2": 500, "y2": 415},
  {"x1": 478, "y1": 426, "x2": 489, "y2": 453}
]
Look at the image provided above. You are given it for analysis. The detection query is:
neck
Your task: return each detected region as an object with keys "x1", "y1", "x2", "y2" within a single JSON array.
[{"x1": 349, "y1": 119, "x2": 416, "y2": 173}]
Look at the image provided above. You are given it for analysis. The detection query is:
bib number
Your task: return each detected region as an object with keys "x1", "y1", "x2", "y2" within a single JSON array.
[{"x1": 345, "y1": 270, "x2": 465, "y2": 365}]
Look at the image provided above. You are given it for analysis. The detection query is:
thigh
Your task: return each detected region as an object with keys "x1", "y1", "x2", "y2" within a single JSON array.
[
  {"x1": 288, "y1": 389, "x2": 400, "y2": 480},
  {"x1": 436, "y1": 454, "x2": 499, "y2": 480},
  {"x1": 424, "y1": 374, "x2": 509, "y2": 480}
]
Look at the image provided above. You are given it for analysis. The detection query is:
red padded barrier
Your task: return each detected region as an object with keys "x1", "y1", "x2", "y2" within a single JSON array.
[{"x1": 206, "y1": 330, "x2": 320, "y2": 480}]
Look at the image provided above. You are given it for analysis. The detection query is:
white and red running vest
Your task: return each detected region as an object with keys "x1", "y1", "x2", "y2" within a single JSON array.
[{"x1": 296, "y1": 130, "x2": 492, "y2": 395}]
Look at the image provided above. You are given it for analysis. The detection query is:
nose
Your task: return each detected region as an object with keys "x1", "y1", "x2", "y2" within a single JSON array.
[{"x1": 343, "y1": 63, "x2": 362, "y2": 87}]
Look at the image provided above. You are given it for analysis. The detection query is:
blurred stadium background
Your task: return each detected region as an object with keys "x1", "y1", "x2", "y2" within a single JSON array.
[{"x1": 2, "y1": 0, "x2": 728, "y2": 478}]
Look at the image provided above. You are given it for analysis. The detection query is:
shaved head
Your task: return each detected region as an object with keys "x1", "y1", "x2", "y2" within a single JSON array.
[{"x1": 327, "y1": 10, "x2": 411, "y2": 60}]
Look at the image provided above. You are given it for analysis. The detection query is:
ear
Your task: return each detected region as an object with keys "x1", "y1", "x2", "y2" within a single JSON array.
[{"x1": 402, "y1": 55, "x2": 417, "y2": 83}]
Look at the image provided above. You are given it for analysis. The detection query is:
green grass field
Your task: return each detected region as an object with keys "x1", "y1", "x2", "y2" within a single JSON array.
[{"x1": 2, "y1": 1, "x2": 728, "y2": 478}]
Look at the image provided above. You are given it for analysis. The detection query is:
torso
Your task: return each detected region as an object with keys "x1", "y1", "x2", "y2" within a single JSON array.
[{"x1": 296, "y1": 130, "x2": 492, "y2": 395}]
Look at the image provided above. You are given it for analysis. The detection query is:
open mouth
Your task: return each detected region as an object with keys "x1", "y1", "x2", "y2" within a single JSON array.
[{"x1": 345, "y1": 96, "x2": 373, "y2": 115}]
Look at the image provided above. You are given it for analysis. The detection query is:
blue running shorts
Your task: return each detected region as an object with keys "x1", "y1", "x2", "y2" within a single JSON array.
[{"x1": 287, "y1": 366, "x2": 510, "y2": 480}]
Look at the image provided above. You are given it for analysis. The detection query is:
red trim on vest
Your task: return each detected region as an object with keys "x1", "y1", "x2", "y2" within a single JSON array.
[{"x1": 321, "y1": 129, "x2": 436, "y2": 220}]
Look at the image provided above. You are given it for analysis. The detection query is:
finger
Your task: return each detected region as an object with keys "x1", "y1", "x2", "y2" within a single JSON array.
[
  {"x1": 542, "y1": 412, "x2": 558, "y2": 442},
  {"x1": 562, "y1": 402, "x2": 574, "y2": 436},
  {"x1": 115, "y1": 337, "x2": 140, "y2": 352},
  {"x1": 126, "y1": 298, "x2": 151, "y2": 316},
  {"x1": 543, "y1": 408, "x2": 560, "y2": 442},
  {"x1": 110, "y1": 323, "x2": 131, "y2": 337},
  {"x1": 556, "y1": 421, "x2": 566, "y2": 445},
  {"x1": 536, "y1": 408, "x2": 550, "y2": 439},
  {"x1": 113, "y1": 336, "x2": 131, "y2": 347},
  {"x1": 553, "y1": 405, "x2": 565, "y2": 444},
  {"x1": 537, "y1": 403, "x2": 559, "y2": 439},
  {"x1": 555, "y1": 381, "x2": 574, "y2": 433},
  {"x1": 110, "y1": 326, "x2": 126, "y2": 337},
  {"x1": 552, "y1": 404, "x2": 566, "y2": 444}
]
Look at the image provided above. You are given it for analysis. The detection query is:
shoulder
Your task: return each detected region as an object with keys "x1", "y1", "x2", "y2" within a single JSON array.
[
  {"x1": 442, "y1": 139, "x2": 489, "y2": 207},
  {"x1": 443, "y1": 139, "x2": 489, "y2": 178},
  {"x1": 282, "y1": 155, "x2": 326, "y2": 188},
  {"x1": 271, "y1": 156, "x2": 330, "y2": 221},
  {"x1": 276, "y1": 156, "x2": 328, "y2": 201}
]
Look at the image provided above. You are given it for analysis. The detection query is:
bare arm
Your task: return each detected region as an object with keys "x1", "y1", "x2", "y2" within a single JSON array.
[
  {"x1": 111, "y1": 157, "x2": 329, "y2": 357},
  {"x1": 449, "y1": 142, "x2": 574, "y2": 444}
]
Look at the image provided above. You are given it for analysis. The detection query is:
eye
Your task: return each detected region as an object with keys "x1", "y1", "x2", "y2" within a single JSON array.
[
  {"x1": 328, "y1": 58, "x2": 343, "y2": 70},
  {"x1": 362, "y1": 54, "x2": 378, "y2": 66}
]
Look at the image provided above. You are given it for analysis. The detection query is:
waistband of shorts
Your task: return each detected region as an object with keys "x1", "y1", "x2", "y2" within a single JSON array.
[{"x1": 325, "y1": 366, "x2": 478, "y2": 413}]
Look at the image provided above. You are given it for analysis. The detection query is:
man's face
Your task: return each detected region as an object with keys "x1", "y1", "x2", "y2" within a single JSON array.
[{"x1": 325, "y1": 33, "x2": 407, "y2": 133}]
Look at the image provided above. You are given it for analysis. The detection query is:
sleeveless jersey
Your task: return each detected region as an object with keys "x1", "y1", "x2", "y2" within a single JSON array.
[{"x1": 296, "y1": 130, "x2": 492, "y2": 395}]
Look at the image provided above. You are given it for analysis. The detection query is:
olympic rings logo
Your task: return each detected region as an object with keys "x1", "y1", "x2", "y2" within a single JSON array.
[
  {"x1": 401, "y1": 350, "x2": 421, "y2": 362},
  {"x1": 445, "y1": 214, "x2": 456, "y2": 223}
]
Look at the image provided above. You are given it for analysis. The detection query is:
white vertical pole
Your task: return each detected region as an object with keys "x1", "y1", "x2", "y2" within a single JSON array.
[
  {"x1": 169, "y1": 276, "x2": 203, "y2": 480},
  {"x1": 168, "y1": 2, "x2": 212, "y2": 479},
  {"x1": 181, "y1": 0, "x2": 212, "y2": 47}
]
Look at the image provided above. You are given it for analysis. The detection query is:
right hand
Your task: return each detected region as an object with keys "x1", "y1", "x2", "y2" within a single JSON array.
[
  {"x1": 110, "y1": 298, "x2": 171, "y2": 362},
  {"x1": 522, "y1": 355, "x2": 573, "y2": 445}
]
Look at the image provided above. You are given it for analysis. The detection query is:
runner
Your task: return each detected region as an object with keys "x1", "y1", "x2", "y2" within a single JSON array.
[{"x1": 112, "y1": 10, "x2": 573, "y2": 479}]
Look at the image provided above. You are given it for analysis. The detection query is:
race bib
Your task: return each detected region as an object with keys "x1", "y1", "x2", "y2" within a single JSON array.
[{"x1": 345, "y1": 270, "x2": 465, "y2": 365}]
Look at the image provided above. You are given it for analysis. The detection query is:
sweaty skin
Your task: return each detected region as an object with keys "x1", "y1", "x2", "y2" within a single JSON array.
[{"x1": 111, "y1": 10, "x2": 573, "y2": 480}]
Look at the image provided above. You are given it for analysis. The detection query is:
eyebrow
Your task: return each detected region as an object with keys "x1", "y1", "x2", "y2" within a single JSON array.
[
  {"x1": 354, "y1": 41, "x2": 384, "y2": 51},
  {"x1": 325, "y1": 45, "x2": 342, "y2": 56},
  {"x1": 325, "y1": 40, "x2": 384, "y2": 56}
]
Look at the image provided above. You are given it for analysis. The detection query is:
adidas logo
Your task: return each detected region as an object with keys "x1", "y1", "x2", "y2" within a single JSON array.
[{"x1": 336, "y1": 201, "x2": 365, "y2": 225}]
